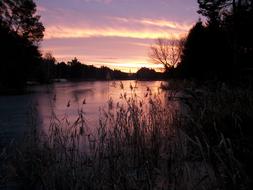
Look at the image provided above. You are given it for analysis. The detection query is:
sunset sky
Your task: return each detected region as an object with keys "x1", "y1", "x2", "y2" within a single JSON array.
[{"x1": 37, "y1": 0, "x2": 199, "y2": 72}]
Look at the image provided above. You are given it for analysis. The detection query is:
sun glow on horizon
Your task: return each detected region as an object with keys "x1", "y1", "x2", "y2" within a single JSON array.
[
  {"x1": 38, "y1": 0, "x2": 198, "y2": 73},
  {"x1": 47, "y1": 54, "x2": 164, "y2": 73},
  {"x1": 42, "y1": 19, "x2": 191, "y2": 72}
]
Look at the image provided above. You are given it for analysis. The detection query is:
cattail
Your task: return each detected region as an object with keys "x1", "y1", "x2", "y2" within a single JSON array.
[{"x1": 67, "y1": 100, "x2": 71, "y2": 107}]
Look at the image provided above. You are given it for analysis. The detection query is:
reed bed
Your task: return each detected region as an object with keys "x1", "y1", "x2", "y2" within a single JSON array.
[{"x1": 0, "y1": 81, "x2": 252, "y2": 190}]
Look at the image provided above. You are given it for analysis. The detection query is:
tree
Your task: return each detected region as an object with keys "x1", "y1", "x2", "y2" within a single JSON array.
[
  {"x1": 0, "y1": 25, "x2": 41, "y2": 89},
  {"x1": 197, "y1": 0, "x2": 230, "y2": 26},
  {"x1": 149, "y1": 37, "x2": 184, "y2": 72},
  {"x1": 136, "y1": 67, "x2": 160, "y2": 80},
  {"x1": 0, "y1": 0, "x2": 44, "y2": 90},
  {"x1": 0, "y1": 0, "x2": 44, "y2": 43},
  {"x1": 68, "y1": 58, "x2": 83, "y2": 78},
  {"x1": 224, "y1": 0, "x2": 253, "y2": 67},
  {"x1": 177, "y1": 21, "x2": 206, "y2": 78},
  {"x1": 44, "y1": 52, "x2": 56, "y2": 65},
  {"x1": 177, "y1": 20, "x2": 233, "y2": 79},
  {"x1": 198, "y1": 0, "x2": 253, "y2": 69},
  {"x1": 37, "y1": 52, "x2": 56, "y2": 83},
  {"x1": 167, "y1": 0, "x2": 253, "y2": 81},
  {"x1": 55, "y1": 62, "x2": 69, "y2": 79}
]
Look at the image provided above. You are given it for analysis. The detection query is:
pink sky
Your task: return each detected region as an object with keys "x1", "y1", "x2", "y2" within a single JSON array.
[{"x1": 38, "y1": 0, "x2": 199, "y2": 72}]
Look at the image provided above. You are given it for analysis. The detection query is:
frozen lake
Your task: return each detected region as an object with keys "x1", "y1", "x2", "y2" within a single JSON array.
[{"x1": 0, "y1": 80, "x2": 165, "y2": 144}]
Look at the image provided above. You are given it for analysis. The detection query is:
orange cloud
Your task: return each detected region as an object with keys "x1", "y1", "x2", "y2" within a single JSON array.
[{"x1": 44, "y1": 26, "x2": 186, "y2": 40}]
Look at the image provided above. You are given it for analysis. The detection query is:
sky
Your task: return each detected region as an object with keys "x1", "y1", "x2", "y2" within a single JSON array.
[{"x1": 37, "y1": 0, "x2": 199, "y2": 72}]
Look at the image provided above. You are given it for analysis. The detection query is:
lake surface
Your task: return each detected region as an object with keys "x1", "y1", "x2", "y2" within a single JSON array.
[{"x1": 0, "y1": 80, "x2": 166, "y2": 144}]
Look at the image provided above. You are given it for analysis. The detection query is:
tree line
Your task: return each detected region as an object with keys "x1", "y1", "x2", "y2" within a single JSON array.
[
  {"x1": 42, "y1": 54, "x2": 164, "y2": 82},
  {"x1": 39, "y1": 55, "x2": 133, "y2": 82}
]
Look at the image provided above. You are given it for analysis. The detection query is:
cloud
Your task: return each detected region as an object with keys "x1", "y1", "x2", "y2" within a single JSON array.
[
  {"x1": 111, "y1": 17, "x2": 193, "y2": 31},
  {"x1": 44, "y1": 23, "x2": 188, "y2": 40},
  {"x1": 43, "y1": 14, "x2": 192, "y2": 40},
  {"x1": 45, "y1": 27, "x2": 164, "y2": 39}
]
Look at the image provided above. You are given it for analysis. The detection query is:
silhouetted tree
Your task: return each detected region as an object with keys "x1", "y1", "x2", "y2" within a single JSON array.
[
  {"x1": 68, "y1": 58, "x2": 84, "y2": 79},
  {"x1": 223, "y1": 0, "x2": 253, "y2": 68},
  {"x1": 196, "y1": 0, "x2": 253, "y2": 75},
  {"x1": 149, "y1": 38, "x2": 184, "y2": 72},
  {"x1": 55, "y1": 62, "x2": 69, "y2": 79},
  {"x1": 0, "y1": 0, "x2": 44, "y2": 91},
  {"x1": 112, "y1": 69, "x2": 129, "y2": 79},
  {"x1": 0, "y1": 0, "x2": 44, "y2": 43},
  {"x1": 37, "y1": 52, "x2": 56, "y2": 83},
  {"x1": 175, "y1": 0, "x2": 253, "y2": 80},
  {"x1": 136, "y1": 67, "x2": 163, "y2": 80},
  {"x1": 177, "y1": 21, "x2": 206, "y2": 78},
  {"x1": 197, "y1": 0, "x2": 230, "y2": 26},
  {"x1": 178, "y1": 20, "x2": 233, "y2": 79},
  {"x1": 0, "y1": 24, "x2": 41, "y2": 90}
]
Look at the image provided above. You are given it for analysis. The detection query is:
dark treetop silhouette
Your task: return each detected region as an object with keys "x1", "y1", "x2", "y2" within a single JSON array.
[
  {"x1": 167, "y1": 0, "x2": 253, "y2": 80},
  {"x1": 0, "y1": 0, "x2": 44, "y2": 91}
]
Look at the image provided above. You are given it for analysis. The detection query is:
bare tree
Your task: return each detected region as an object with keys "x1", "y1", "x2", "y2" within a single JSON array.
[
  {"x1": 149, "y1": 37, "x2": 184, "y2": 71},
  {"x1": 44, "y1": 52, "x2": 56, "y2": 64}
]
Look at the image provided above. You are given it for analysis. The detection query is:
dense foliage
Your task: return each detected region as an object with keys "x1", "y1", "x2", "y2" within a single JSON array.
[
  {"x1": 175, "y1": 0, "x2": 253, "y2": 80},
  {"x1": 0, "y1": 0, "x2": 44, "y2": 90}
]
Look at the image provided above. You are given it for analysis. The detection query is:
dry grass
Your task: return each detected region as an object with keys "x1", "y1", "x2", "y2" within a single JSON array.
[{"x1": 0, "y1": 81, "x2": 252, "y2": 190}]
